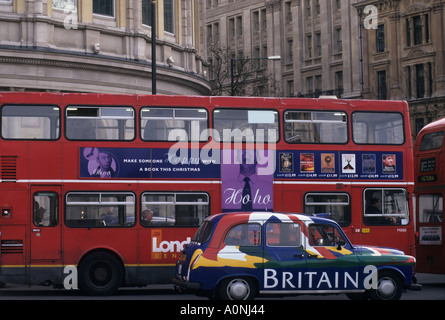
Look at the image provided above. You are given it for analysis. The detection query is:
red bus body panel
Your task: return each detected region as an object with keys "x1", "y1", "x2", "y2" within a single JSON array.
[{"x1": 0, "y1": 93, "x2": 415, "y2": 289}]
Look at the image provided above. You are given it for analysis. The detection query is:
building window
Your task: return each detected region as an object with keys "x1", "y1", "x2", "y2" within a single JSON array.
[
  {"x1": 285, "y1": 1, "x2": 292, "y2": 23},
  {"x1": 425, "y1": 14, "x2": 430, "y2": 43},
  {"x1": 413, "y1": 15, "x2": 422, "y2": 45},
  {"x1": 287, "y1": 39, "x2": 293, "y2": 62},
  {"x1": 142, "y1": 0, "x2": 152, "y2": 26},
  {"x1": 306, "y1": 35, "x2": 312, "y2": 58},
  {"x1": 334, "y1": 0, "x2": 341, "y2": 11},
  {"x1": 416, "y1": 64, "x2": 425, "y2": 98},
  {"x1": 229, "y1": 18, "x2": 235, "y2": 41},
  {"x1": 237, "y1": 16, "x2": 243, "y2": 37},
  {"x1": 53, "y1": 0, "x2": 76, "y2": 10},
  {"x1": 335, "y1": 71, "x2": 343, "y2": 96},
  {"x1": 335, "y1": 28, "x2": 342, "y2": 52},
  {"x1": 315, "y1": 0, "x2": 320, "y2": 16},
  {"x1": 164, "y1": 0, "x2": 174, "y2": 34},
  {"x1": 315, "y1": 74, "x2": 322, "y2": 94},
  {"x1": 407, "y1": 66, "x2": 412, "y2": 97},
  {"x1": 93, "y1": 0, "x2": 114, "y2": 17},
  {"x1": 406, "y1": 18, "x2": 411, "y2": 47},
  {"x1": 377, "y1": 70, "x2": 387, "y2": 100},
  {"x1": 261, "y1": 9, "x2": 267, "y2": 31},
  {"x1": 406, "y1": 14, "x2": 430, "y2": 47},
  {"x1": 253, "y1": 11, "x2": 259, "y2": 32},
  {"x1": 315, "y1": 33, "x2": 321, "y2": 57},
  {"x1": 306, "y1": 0, "x2": 311, "y2": 17},
  {"x1": 306, "y1": 76, "x2": 314, "y2": 94},
  {"x1": 287, "y1": 80, "x2": 294, "y2": 97},
  {"x1": 376, "y1": 24, "x2": 385, "y2": 53}
]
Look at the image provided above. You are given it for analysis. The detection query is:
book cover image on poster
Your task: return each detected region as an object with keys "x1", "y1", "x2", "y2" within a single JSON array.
[
  {"x1": 300, "y1": 153, "x2": 314, "y2": 172},
  {"x1": 382, "y1": 154, "x2": 396, "y2": 173},
  {"x1": 362, "y1": 154, "x2": 376, "y2": 174},
  {"x1": 279, "y1": 152, "x2": 293, "y2": 172},
  {"x1": 321, "y1": 153, "x2": 335, "y2": 173},
  {"x1": 341, "y1": 154, "x2": 356, "y2": 173}
]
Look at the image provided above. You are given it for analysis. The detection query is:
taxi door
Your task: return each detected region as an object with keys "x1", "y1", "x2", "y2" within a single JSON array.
[
  {"x1": 262, "y1": 221, "x2": 307, "y2": 292},
  {"x1": 304, "y1": 222, "x2": 360, "y2": 292}
]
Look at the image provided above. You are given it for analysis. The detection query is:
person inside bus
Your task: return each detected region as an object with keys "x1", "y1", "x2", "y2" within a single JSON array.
[
  {"x1": 365, "y1": 197, "x2": 397, "y2": 225},
  {"x1": 33, "y1": 201, "x2": 46, "y2": 226},
  {"x1": 141, "y1": 209, "x2": 154, "y2": 226}
]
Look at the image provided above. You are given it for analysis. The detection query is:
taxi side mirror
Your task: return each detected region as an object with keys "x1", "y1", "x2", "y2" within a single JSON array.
[{"x1": 336, "y1": 240, "x2": 345, "y2": 250}]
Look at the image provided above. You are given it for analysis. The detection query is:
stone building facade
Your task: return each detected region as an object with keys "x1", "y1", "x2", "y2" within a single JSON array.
[
  {"x1": 0, "y1": 0, "x2": 210, "y2": 95},
  {"x1": 354, "y1": 0, "x2": 445, "y2": 135},
  {"x1": 201, "y1": 0, "x2": 362, "y2": 98},
  {"x1": 200, "y1": 0, "x2": 445, "y2": 134}
]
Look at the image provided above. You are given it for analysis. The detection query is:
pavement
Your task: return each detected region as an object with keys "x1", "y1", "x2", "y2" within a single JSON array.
[{"x1": 416, "y1": 273, "x2": 445, "y2": 285}]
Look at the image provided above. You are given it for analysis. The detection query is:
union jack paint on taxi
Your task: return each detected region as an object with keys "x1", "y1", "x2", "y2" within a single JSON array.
[{"x1": 173, "y1": 212, "x2": 420, "y2": 300}]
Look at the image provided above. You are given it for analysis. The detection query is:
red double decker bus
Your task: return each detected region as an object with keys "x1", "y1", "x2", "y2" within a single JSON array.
[
  {"x1": 414, "y1": 117, "x2": 445, "y2": 274},
  {"x1": 0, "y1": 93, "x2": 414, "y2": 295}
]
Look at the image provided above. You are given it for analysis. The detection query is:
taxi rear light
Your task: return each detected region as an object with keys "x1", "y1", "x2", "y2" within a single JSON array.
[{"x1": 191, "y1": 253, "x2": 201, "y2": 268}]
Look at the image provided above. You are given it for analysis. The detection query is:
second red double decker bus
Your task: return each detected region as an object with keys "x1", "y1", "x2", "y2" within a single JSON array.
[
  {"x1": 0, "y1": 93, "x2": 415, "y2": 294},
  {"x1": 414, "y1": 117, "x2": 445, "y2": 274}
]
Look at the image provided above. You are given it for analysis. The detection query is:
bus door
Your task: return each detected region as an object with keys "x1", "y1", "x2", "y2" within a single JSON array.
[
  {"x1": 416, "y1": 193, "x2": 444, "y2": 273},
  {"x1": 30, "y1": 186, "x2": 62, "y2": 261}
]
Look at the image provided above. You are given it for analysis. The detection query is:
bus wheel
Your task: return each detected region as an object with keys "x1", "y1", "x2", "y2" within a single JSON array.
[
  {"x1": 79, "y1": 252, "x2": 123, "y2": 296},
  {"x1": 369, "y1": 270, "x2": 403, "y2": 301},
  {"x1": 217, "y1": 277, "x2": 257, "y2": 300}
]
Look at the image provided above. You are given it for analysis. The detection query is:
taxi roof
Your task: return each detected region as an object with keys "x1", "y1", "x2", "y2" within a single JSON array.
[{"x1": 207, "y1": 211, "x2": 331, "y2": 225}]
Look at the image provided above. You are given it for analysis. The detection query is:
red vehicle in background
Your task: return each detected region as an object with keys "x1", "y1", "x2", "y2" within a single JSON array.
[
  {"x1": 0, "y1": 93, "x2": 415, "y2": 294},
  {"x1": 414, "y1": 117, "x2": 445, "y2": 274}
]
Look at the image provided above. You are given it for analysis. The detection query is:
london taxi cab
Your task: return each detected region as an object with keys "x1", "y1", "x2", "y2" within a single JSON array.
[{"x1": 173, "y1": 212, "x2": 420, "y2": 300}]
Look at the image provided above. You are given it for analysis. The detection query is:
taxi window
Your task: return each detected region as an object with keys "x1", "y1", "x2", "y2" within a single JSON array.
[
  {"x1": 308, "y1": 223, "x2": 345, "y2": 246},
  {"x1": 224, "y1": 223, "x2": 261, "y2": 246},
  {"x1": 192, "y1": 221, "x2": 214, "y2": 243},
  {"x1": 266, "y1": 222, "x2": 301, "y2": 247}
]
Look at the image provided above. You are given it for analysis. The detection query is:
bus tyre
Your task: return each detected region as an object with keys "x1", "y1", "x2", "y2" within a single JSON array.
[
  {"x1": 78, "y1": 252, "x2": 123, "y2": 296},
  {"x1": 217, "y1": 277, "x2": 257, "y2": 300},
  {"x1": 369, "y1": 270, "x2": 403, "y2": 301}
]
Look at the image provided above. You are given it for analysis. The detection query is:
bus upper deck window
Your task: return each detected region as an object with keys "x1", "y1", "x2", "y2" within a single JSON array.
[
  {"x1": 284, "y1": 110, "x2": 347, "y2": 144},
  {"x1": 352, "y1": 112, "x2": 404, "y2": 145},
  {"x1": 141, "y1": 107, "x2": 208, "y2": 142},
  {"x1": 66, "y1": 106, "x2": 135, "y2": 141},
  {"x1": 213, "y1": 109, "x2": 279, "y2": 143},
  {"x1": 1, "y1": 105, "x2": 60, "y2": 140}
]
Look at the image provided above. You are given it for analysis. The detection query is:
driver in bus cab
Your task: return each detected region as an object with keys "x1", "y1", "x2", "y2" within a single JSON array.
[{"x1": 365, "y1": 197, "x2": 397, "y2": 225}]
